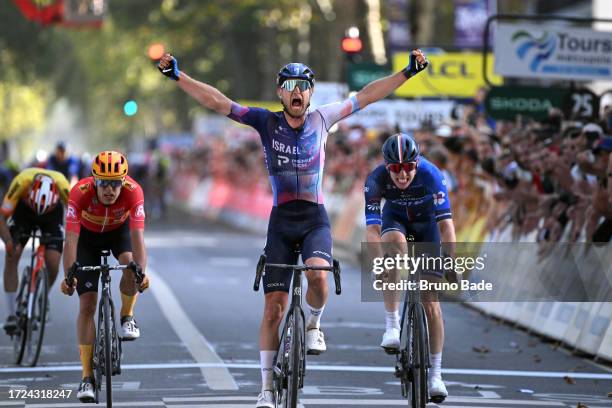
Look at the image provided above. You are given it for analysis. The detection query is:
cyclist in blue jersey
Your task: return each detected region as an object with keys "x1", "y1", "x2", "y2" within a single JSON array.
[
  {"x1": 159, "y1": 51, "x2": 429, "y2": 408},
  {"x1": 364, "y1": 133, "x2": 455, "y2": 402}
]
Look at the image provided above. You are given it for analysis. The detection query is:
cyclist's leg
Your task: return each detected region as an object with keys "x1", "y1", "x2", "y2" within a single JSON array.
[
  {"x1": 75, "y1": 233, "x2": 100, "y2": 382},
  {"x1": 111, "y1": 222, "x2": 141, "y2": 340},
  {"x1": 379, "y1": 206, "x2": 409, "y2": 349},
  {"x1": 259, "y1": 209, "x2": 295, "y2": 396},
  {"x1": 414, "y1": 221, "x2": 447, "y2": 398},
  {"x1": 39, "y1": 204, "x2": 64, "y2": 287},
  {"x1": 4, "y1": 209, "x2": 28, "y2": 326},
  {"x1": 300, "y1": 205, "x2": 334, "y2": 354}
]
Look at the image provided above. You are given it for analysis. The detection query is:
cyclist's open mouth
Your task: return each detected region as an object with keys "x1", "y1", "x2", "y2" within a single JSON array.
[{"x1": 291, "y1": 97, "x2": 303, "y2": 108}]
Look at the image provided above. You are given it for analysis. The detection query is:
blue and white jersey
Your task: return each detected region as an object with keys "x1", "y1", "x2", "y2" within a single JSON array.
[
  {"x1": 228, "y1": 97, "x2": 359, "y2": 206},
  {"x1": 364, "y1": 157, "x2": 452, "y2": 225}
]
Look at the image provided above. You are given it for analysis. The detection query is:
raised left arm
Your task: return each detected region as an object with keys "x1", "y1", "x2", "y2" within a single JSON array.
[{"x1": 355, "y1": 49, "x2": 428, "y2": 109}]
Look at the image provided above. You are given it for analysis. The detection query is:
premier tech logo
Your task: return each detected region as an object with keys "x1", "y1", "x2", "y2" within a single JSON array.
[{"x1": 512, "y1": 30, "x2": 556, "y2": 72}]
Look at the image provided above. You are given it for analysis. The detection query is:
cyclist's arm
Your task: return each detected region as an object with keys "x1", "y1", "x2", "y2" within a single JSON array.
[
  {"x1": 365, "y1": 172, "x2": 384, "y2": 260},
  {"x1": 63, "y1": 231, "x2": 78, "y2": 276},
  {"x1": 0, "y1": 215, "x2": 11, "y2": 247},
  {"x1": 129, "y1": 228, "x2": 147, "y2": 273},
  {"x1": 355, "y1": 49, "x2": 427, "y2": 110},
  {"x1": 177, "y1": 72, "x2": 233, "y2": 115},
  {"x1": 355, "y1": 72, "x2": 407, "y2": 110}
]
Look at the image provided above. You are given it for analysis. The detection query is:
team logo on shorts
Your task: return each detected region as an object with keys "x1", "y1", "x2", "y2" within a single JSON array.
[{"x1": 433, "y1": 191, "x2": 446, "y2": 206}]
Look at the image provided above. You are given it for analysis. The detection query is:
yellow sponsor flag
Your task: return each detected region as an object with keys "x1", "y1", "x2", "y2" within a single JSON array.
[{"x1": 393, "y1": 52, "x2": 503, "y2": 98}]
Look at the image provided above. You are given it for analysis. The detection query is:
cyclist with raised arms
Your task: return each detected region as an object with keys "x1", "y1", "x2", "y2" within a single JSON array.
[
  {"x1": 158, "y1": 50, "x2": 428, "y2": 408},
  {"x1": 0, "y1": 168, "x2": 70, "y2": 334},
  {"x1": 60, "y1": 151, "x2": 149, "y2": 402},
  {"x1": 364, "y1": 133, "x2": 455, "y2": 402}
]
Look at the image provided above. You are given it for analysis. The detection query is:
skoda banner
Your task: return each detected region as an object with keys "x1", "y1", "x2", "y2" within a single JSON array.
[
  {"x1": 494, "y1": 23, "x2": 612, "y2": 81},
  {"x1": 485, "y1": 86, "x2": 600, "y2": 120}
]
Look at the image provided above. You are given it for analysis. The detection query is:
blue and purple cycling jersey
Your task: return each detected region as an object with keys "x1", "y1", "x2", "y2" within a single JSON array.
[
  {"x1": 364, "y1": 158, "x2": 452, "y2": 230},
  {"x1": 227, "y1": 97, "x2": 359, "y2": 206}
]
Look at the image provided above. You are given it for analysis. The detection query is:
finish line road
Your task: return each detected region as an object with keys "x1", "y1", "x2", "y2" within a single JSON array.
[{"x1": 1, "y1": 222, "x2": 610, "y2": 407}]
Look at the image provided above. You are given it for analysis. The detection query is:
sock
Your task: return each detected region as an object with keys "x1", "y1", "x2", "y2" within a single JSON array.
[
  {"x1": 306, "y1": 303, "x2": 325, "y2": 329},
  {"x1": 5, "y1": 292, "x2": 16, "y2": 316},
  {"x1": 79, "y1": 344, "x2": 94, "y2": 378},
  {"x1": 429, "y1": 352, "x2": 442, "y2": 380},
  {"x1": 120, "y1": 293, "x2": 137, "y2": 318},
  {"x1": 385, "y1": 310, "x2": 400, "y2": 331},
  {"x1": 260, "y1": 350, "x2": 276, "y2": 391}
]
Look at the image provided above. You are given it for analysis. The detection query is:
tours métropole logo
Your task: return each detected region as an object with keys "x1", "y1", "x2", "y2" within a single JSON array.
[{"x1": 512, "y1": 30, "x2": 557, "y2": 72}]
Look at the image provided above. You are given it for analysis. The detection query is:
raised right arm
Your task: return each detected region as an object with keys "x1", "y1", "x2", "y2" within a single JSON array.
[{"x1": 158, "y1": 53, "x2": 233, "y2": 116}]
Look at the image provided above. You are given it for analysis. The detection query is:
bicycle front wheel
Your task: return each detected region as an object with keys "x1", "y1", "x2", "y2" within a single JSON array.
[
  {"x1": 103, "y1": 294, "x2": 113, "y2": 407},
  {"x1": 13, "y1": 267, "x2": 30, "y2": 365},
  {"x1": 23, "y1": 268, "x2": 48, "y2": 367},
  {"x1": 409, "y1": 305, "x2": 428, "y2": 408},
  {"x1": 284, "y1": 309, "x2": 304, "y2": 408}
]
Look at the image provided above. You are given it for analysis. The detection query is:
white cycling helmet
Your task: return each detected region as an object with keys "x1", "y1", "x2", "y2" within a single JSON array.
[{"x1": 27, "y1": 174, "x2": 59, "y2": 215}]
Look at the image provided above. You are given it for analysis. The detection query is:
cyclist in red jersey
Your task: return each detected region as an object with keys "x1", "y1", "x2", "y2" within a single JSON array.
[{"x1": 60, "y1": 151, "x2": 149, "y2": 403}]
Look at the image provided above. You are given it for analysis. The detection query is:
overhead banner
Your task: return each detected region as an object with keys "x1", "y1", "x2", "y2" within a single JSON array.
[
  {"x1": 494, "y1": 23, "x2": 612, "y2": 81},
  {"x1": 393, "y1": 52, "x2": 502, "y2": 98},
  {"x1": 454, "y1": 0, "x2": 490, "y2": 48},
  {"x1": 343, "y1": 99, "x2": 455, "y2": 130}
]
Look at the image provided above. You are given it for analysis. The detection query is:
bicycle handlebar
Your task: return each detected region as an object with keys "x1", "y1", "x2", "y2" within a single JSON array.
[
  {"x1": 66, "y1": 264, "x2": 145, "y2": 292},
  {"x1": 253, "y1": 255, "x2": 342, "y2": 295}
]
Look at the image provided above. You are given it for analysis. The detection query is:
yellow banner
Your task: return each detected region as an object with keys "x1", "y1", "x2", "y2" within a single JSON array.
[
  {"x1": 237, "y1": 100, "x2": 282, "y2": 112},
  {"x1": 393, "y1": 52, "x2": 502, "y2": 98}
]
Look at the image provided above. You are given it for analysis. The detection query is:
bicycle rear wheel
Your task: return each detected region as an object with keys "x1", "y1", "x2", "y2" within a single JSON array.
[
  {"x1": 103, "y1": 294, "x2": 113, "y2": 407},
  {"x1": 23, "y1": 268, "x2": 48, "y2": 366},
  {"x1": 284, "y1": 309, "x2": 303, "y2": 408},
  {"x1": 409, "y1": 305, "x2": 428, "y2": 408},
  {"x1": 13, "y1": 267, "x2": 30, "y2": 365}
]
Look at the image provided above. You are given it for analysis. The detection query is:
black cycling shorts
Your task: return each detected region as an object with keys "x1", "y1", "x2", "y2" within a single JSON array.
[
  {"x1": 8, "y1": 201, "x2": 64, "y2": 253},
  {"x1": 75, "y1": 222, "x2": 132, "y2": 296},
  {"x1": 263, "y1": 200, "x2": 332, "y2": 294}
]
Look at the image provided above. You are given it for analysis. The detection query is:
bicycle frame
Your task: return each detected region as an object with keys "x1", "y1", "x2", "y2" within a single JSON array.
[{"x1": 26, "y1": 238, "x2": 46, "y2": 320}]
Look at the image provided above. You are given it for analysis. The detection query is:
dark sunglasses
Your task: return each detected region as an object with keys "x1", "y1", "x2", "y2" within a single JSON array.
[
  {"x1": 387, "y1": 162, "x2": 417, "y2": 173},
  {"x1": 94, "y1": 178, "x2": 124, "y2": 189},
  {"x1": 280, "y1": 79, "x2": 311, "y2": 92}
]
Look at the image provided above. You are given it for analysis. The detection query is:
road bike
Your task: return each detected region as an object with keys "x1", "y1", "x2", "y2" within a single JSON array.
[
  {"x1": 11, "y1": 230, "x2": 63, "y2": 366},
  {"x1": 391, "y1": 236, "x2": 445, "y2": 407},
  {"x1": 66, "y1": 250, "x2": 144, "y2": 407},
  {"x1": 253, "y1": 253, "x2": 341, "y2": 408}
]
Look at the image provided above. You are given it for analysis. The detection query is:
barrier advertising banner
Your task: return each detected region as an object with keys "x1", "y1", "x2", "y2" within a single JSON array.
[
  {"x1": 494, "y1": 23, "x2": 612, "y2": 81},
  {"x1": 393, "y1": 52, "x2": 502, "y2": 98}
]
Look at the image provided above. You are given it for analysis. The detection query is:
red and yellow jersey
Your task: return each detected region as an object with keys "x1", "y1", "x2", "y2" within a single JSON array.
[
  {"x1": 0, "y1": 168, "x2": 70, "y2": 217},
  {"x1": 66, "y1": 176, "x2": 145, "y2": 234}
]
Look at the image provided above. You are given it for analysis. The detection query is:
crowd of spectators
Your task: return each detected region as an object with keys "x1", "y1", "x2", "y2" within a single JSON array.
[{"x1": 169, "y1": 91, "x2": 612, "y2": 255}]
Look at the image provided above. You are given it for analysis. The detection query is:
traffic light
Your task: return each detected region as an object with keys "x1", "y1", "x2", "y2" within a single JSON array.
[
  {"x1": 123, "y1": 100, "x2": 138, "y2": 116},
  {"x1": 147, "y1": 43, "x2": 165, "y2": 60},
  {"x1": 341, "y1": 26, "x2": 362, "y2": 62}
]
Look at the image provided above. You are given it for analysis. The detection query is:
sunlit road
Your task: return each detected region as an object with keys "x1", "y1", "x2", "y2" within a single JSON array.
[{"x1": 1, "y1": 219, "x2": 611, "y2": 407}]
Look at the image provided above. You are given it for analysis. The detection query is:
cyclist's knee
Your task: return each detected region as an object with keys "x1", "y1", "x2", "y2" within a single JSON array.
[
  {"x1": 423, "y1": 299, "x2": 441, "y2": 319},
  {"x1": 263, "y1": 292, "x2": 287, "y2": 325},
  {"x1": 78, "y1": 294, "x2": 97, "y2": 317},
  {"x1": 306, "y1": 271, "x2": 327, "y2": 289}
]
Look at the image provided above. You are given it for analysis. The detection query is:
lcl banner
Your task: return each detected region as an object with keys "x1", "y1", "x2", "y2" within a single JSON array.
[{"x1": 494, "y1": 22, "x2": 612, "y2": 81}]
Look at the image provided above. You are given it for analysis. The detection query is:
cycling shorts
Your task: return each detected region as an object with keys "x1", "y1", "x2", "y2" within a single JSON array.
[
  {"x1": 8, "y1": 201, "x2": 64, "y2": 253},
  {"x1": 75, "y1": 221, "x2": 132, "y2": 296},
  {"x1": 381, "y1": 205, "x2": 443, "y2": 279},
  {"x1": 263, "y1": 200, "x2": 332, "y2": 293}
]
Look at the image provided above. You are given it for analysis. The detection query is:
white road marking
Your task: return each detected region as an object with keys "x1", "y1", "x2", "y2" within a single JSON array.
[
  {"x1": 147, "y1": 267, "x2": 238, "y2": 391},
  {"x1": 2, "y1": 362, "x2": 611, "y2": 381}
]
